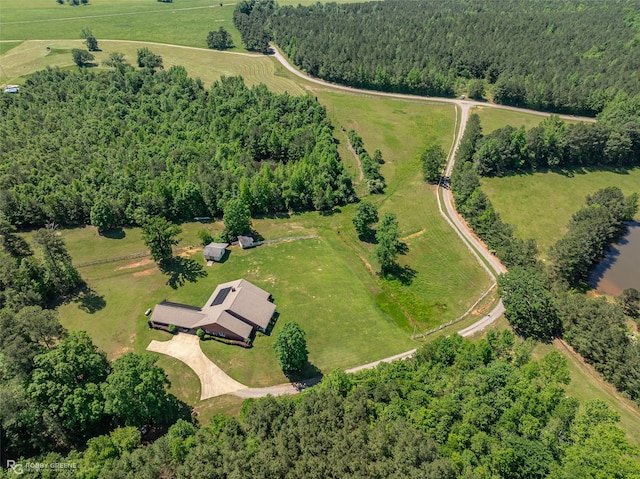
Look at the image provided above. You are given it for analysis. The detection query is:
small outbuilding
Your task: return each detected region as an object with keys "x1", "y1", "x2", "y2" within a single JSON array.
[
  {"x1": 203, "y1": 242, "x2": 228, "y2": 262},
  {"x1": 238, "y1": 235, "x2": 254, "y2": 249}
]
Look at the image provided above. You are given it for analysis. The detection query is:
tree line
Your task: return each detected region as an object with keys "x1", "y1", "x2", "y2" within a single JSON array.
[
  {"x1": 4, "y1": 333, "x2": 638, "y2": 478},
  {"x1": 235, "y1": 0, "x2": 640, "y2": 115},
  {"x1": 452, "y1": 114, "x2": 540, "y2": 269},
  {"x1": 497, "y1": 189, "x2": 640, "y2": 403},
  {"x1": 471, "y1": 95, "x2": 640, "y2": 176},
  {"x1": 450, "y1": 114, "x2": 640, "y2": 404},
  {"x1": 347, "y1": 129, "x2": 385, "y2": 194},
  {"x1": 0, "y1": 61, "x2": 355, "y2": 230}
]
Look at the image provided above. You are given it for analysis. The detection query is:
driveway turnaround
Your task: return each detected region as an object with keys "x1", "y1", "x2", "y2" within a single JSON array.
[{"x1": 147, "y1": 334, "x2": 247, "y2": 400}]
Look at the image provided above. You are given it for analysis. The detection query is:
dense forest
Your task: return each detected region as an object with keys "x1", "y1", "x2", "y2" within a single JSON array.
[
  {"x1": 0, "y1": 63, "x2": 355, "y2": 229},
  {"x1": 2, "y1": 333, "x2": 639, "y2": 478},
  {"x1": 235, "y1": 0, "x2": 640, "y2": 115}
]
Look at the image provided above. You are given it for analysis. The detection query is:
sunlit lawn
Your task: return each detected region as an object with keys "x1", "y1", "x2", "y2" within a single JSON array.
[
  {"x1": 57, "y1": 226, "x2": 414, "y2": 387},
  {"x1": 0, "y1": 39, "x2": 305, "y2": 94}
]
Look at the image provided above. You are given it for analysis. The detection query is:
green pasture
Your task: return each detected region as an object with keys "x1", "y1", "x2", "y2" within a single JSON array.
[
  {"x1": 0, "y1": 41, "x2": 21, "y2": 55},
  {"x1": 6, "y1": 30, "x2": 494, "y2": 405},
  {"x1": 481, "y1": 168, "x2": 640, "y2": 254},
  {"x1": 472, "y1": 105, "x2": 551, "y2": 134},
  {"x1": 0, "y1": 0, "x2": 237, "y2": 48},
  {"x1": 316, "y1": 92, "x2": 492, "y2": 332},
  {"x1": 55, "y1": 223, "x2": 414, "y2": 385},
  {"x1": 472, "y1": 105, "x2": 584, "y2": 134},
  {"x1": 0, "y1": 0, "x2": 362, "y2": 46},
  {"x1": 0, "y1": 39, "x2": 305, "y2": 93}
]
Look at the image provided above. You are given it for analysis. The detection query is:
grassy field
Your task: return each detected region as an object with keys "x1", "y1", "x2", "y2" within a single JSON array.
[
  {"x1": 471, "y1": 105, "x2": 585, "y2": 134},
  {"x1": 6, "y1": 27, "x2": 493, "y2": 409},
  {"x1": 472, "y1": 106, "x2": 552, "y2": 134},
  {"x1": 0, "y1": 0, "x2": 239, "y2": 48},
  {"x1": 481, "y1": 168, "x2": 640, "y2": 254},
  {"x1": 316, "y1": 92, "x2": 492, "y2": 332},
  {"x1": 0, "y1": 39, "x2": 305, "y2": 93},
  {"x1": 0, "y1": 0, "x2": 361, "y2": 46},
  {"x1": 4, "y1": 3, "x2": 634, "y2": 435}
]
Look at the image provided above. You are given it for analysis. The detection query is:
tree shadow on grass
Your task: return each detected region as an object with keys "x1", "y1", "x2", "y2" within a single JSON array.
[
  {"x1": 381, "y1": 262, "x2": 417, "y2": 286},
  {"x1": 160, "y1": 257, "x2": 208, "y2": 289},
  {"x1": 102, "y1": 227, "x2": 125, "y2": 239},
  {"x1": 358, "y1": 230, "x2": 378, "y2": 244},
  {"x1": 76, "y1": 285, "x2": 106, "y2": 313},
  {"x1": 284, "y1": 362, "x2": 323, "y2": 391}
]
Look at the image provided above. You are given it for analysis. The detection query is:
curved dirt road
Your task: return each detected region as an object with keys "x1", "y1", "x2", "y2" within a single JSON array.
[
  {"x1": 271, "y1": 48, "x2": 594, "y2": 123},
  {"x1": 272, "y1": 48, "x2": 511, "y2": 332}
]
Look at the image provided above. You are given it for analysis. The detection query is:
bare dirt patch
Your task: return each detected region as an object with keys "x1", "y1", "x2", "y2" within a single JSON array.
[
  {"x1": 177, "y1": 247, "x2": 200, "y2": 258},
  {"x1": 133, "y1": 268, "x2": 155, "y2": 278},
  {"x1": 400, "y1": 229, "x2": 426, "y2": 241},
  {"x1": 112, "y1": 334, "x2": 136, "y2": 359},
  {"x1": 115, "y1": 258, "x2": 154, "y2": 270}
]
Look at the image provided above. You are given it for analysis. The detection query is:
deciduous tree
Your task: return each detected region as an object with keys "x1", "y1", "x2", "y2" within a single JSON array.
[
  {"x1": 27, "y1": 331, "x2": 110, "y2": 446},
  {"x1": 102, "y1": 353, "x2": 173, "y2": 427},
  {"x1": 222, "y1": 198, "x2": 251, "y2": 242},
  {"x1": 81, "y1": 28, "x2": 99, "y2": 51},
  {"x1": 90, "y1": 197, "x2": 117, "y2": 233},
  {"x1": 618, "y1": 288, "x2": 640, "y2": 318},
  {"x1": 498, "y1": 266, "x2": 560, "y2": 340},
  {"x1": 421, "y1": 144, "x2": 447, "y2": 184},
  {"x1": 374, "y1": 212, "x2": 405, "y2": 272},
  {"x1": 136, "y1": 47, "x2": 163, "y2": 70},
  {"x1": 351, "y1": 201, "x2": 378, "y2": 238},
  {"x1": 142, "y1": 217, "x2": 182, "y2": 264},
  {"x1": 207, "y1": 27, "x2": 234, "y2": 50},
  {"x1": 273, "y1": 321, "x2": 308, "y2": 372},
  {"x1": 72, "y1": 48, "x2": 94, "y2": 66}
]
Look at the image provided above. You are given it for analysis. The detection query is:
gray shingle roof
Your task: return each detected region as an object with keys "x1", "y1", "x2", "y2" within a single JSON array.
[{"x1": 150, "y1": 279, "x2": 275, "y2": 339}]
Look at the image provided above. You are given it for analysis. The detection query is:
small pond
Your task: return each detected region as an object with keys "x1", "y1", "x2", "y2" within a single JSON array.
[{"x1": 589, "y1": 222, "x2": 640, "y2": 296}]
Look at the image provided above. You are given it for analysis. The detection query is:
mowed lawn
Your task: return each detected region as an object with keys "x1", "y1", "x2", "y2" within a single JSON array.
[
  {"x1": 481, "y1": 168, "x2": 640, "y2": 254},
  {"x1": 0, "y1": 0, "x2": 238, "y2": 47},
  {"x1": 56, "y1": 222, "x2": 414, "y2": 389}
]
